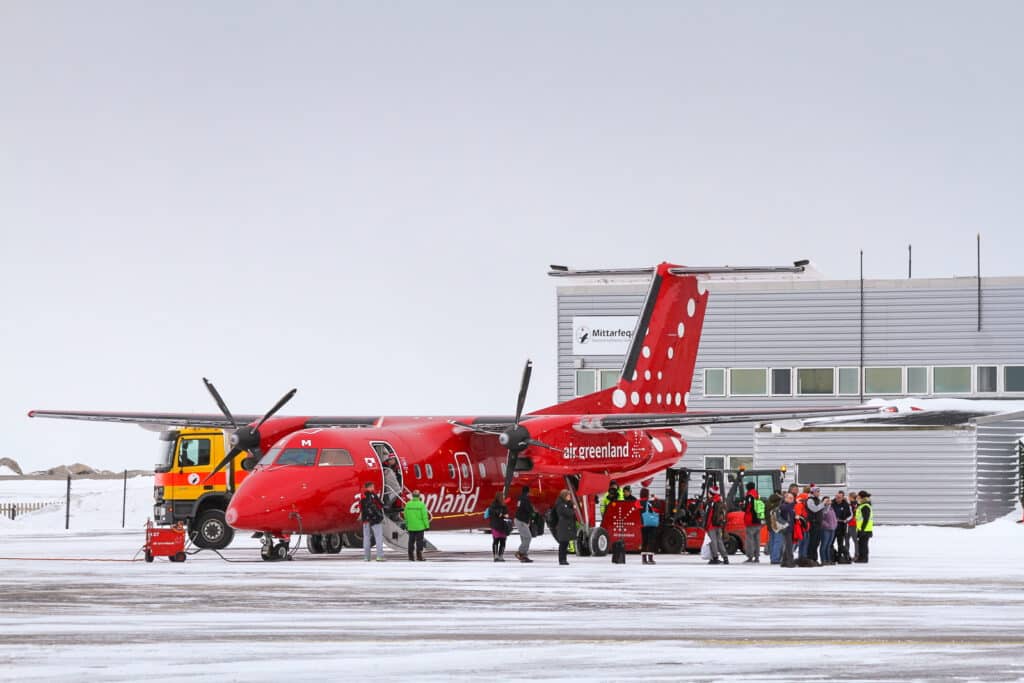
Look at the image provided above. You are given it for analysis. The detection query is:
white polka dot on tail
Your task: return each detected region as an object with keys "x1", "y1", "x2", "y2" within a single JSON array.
[
  {"x1": 642, "y1": 346, "x2": 650, "y2": 358},
  {"x1": 631, "y1": 391, "x2": 640, "y2": 406},
  {"x1": 677, "y1": 322, "x2": 685, "y2": 338},
  {"x1": 667, "y1": 347, "x2": 674, "y2": 360},
  {"x1": 687, "y1": 298, "x2": 696, "y2": 317},
  {"x1": 612, "y1": 389, "x2": 627, "y2": 408}
]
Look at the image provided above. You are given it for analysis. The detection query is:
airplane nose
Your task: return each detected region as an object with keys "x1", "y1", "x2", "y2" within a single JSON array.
[{"x1": 226, "y1": 486, "x2": 295, "y2": 532}]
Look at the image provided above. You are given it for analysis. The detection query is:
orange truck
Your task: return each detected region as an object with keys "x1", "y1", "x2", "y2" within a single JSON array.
[{"x1": 153, "y1": 427, "x2": 251, "y2": 549}]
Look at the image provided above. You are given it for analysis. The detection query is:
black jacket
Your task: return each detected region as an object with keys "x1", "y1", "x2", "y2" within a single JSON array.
[
  {"x1": 555, "y1": 499, "x2": 575, "y2": 543},
  {"x1": 833, "y1": 499, "x2": 852, "y2": 524},
  {"x1": 515, "y1": 493, "x2": 535, "y2": 522},
  {"x1": 359, "y1": 492, "x2": 384, "y2": 523},
  {"x1": 488, "y1": 501, "x2": 509, "y2": 531}
]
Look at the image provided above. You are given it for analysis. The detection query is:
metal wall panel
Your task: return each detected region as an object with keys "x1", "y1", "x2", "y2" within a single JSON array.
[
  {"x1": 974, "y1": 414, "x2": 1024, "y2": 523},
  {"x1": 754, "y1": 426, "x2": 978, "y2": 527}
]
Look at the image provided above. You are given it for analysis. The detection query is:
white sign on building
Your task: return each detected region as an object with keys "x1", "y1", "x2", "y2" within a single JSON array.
[{"x1": 571, "y1": 316, "x2": 638, "y2": 356}]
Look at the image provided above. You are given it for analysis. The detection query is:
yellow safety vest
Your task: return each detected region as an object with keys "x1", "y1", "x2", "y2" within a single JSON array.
[{"x1": 857, "y1": 502, "x2": 873, "y2": 532}]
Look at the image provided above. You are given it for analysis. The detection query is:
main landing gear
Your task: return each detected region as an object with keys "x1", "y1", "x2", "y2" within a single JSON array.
[{"x1": 260, "y1": 533, "x2": 292, "y2": 562}]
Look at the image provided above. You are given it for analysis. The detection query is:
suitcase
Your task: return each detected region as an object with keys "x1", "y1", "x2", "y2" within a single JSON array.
[{"x1": 611, "y1": 540, "x2": 626, "y2": 564}]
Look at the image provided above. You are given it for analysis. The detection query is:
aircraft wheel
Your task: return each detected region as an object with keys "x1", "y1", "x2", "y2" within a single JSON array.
[
  {"x1": 660, "y1": 527, "x2": 684, "y2": 554},
  {"x1": 325, "y1": 533, "x2": 343, "y2": 554},
  {"x1": 342, "y1": 532, "x2": 362, "y2": 548},
  {"x1": 261, "y1": 544, "x2": 275, "y2": 562},
  {"x1": 275, "y1": 542, "x2": 290, "y2": 561},
  {"x1": 191, "y1": 509, "x2": 235, "y2": 550},
  {"x1": 575, "y1": 529, "x2": 592, "y2": 557},
  {"x1": 308, "y1": 534, "x2": 325, "y2": 554},
  {"x1": 589, "y1": 527, "x2": 610, "y2": 557}
]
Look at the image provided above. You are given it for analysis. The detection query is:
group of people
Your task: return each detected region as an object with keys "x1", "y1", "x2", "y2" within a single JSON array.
[
  {"x1": 699, "y1": 480, "x2": 874, "y2": 567},
  {"x1": 756, "y1": 483, "x2": 874, "y2": 567},
  {"x1": 357, "y1": 481, "x2": 430, "y2": 562}
]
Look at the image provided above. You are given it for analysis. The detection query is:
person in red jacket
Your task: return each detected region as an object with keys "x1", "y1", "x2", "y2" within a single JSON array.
[
  {"x1": 704, "y1": 485, "x2": 729, "y2": 565},
  {"x1": 742, "y1": 481, "x2": 764, "y2": 563}
]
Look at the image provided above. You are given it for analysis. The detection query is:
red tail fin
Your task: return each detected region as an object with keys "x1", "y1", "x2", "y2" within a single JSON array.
[{"x1": 537, "y1": 262, "x2": 707, "y2": 416}]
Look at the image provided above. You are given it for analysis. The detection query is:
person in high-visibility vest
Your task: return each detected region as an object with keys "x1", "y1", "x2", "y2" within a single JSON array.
[
  {"x1": 854, "y1": 490, "x2": 873, "y2": 563},
  {"x1": 600, "y1": 480, "x2": 623, "y2": 514}
]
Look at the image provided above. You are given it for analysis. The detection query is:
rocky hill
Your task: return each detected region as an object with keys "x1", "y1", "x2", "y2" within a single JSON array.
[{"x1": 0, "y1": 457, "x2": 23, "y2": 475}]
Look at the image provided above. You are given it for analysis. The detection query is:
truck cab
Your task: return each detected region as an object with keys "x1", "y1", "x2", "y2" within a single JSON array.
[{"x1": 153, "y1": 427, "x2": 251, "y2": 549}]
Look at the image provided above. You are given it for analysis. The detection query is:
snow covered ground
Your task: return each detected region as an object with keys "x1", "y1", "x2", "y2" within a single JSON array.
[{"x1": 1, "y1": 478, "x2": 1023, "y2": 681}]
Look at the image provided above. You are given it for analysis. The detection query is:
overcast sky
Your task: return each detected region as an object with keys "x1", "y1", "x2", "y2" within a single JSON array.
[{"x1": 3, "y1": 2, "x2": 1022, "y2": 472}]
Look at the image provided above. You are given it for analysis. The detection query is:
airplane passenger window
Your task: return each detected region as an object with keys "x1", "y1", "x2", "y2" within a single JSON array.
[
  {"x1": 447, "y1": 464, "x2": 456, "y2": 479},
  {"x1": 425, "y1": 464, "x2": 433, "y2": 479},
  {"x1": 460, "y1": 463, "x2": 469, "y2": 477},
  {"x1": 414, "y1": 465, "x2": 422, "y2": 479},
  {"x1": 318, "y1": 449, "x2": 353, "y2": 466},
  {"x1": 478, "y1": 462, "x2": 486, "y2": 477},
  {"x1": 276, "y1": 448, "x2": 318, "y2": 466}
]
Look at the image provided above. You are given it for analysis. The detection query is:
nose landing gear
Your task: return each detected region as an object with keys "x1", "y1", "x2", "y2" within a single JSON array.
[{"x1": 260, "y1": 533, "x2": 292, "y2": 561}]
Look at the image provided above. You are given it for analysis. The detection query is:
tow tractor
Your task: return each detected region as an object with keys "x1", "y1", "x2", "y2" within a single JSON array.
[{"x1": 600, "y1": 466, "x2": 785, "y2": 556}]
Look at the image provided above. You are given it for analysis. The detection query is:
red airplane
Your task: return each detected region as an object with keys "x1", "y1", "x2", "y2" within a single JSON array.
[{"x1": 29, "y1": 261, "x2": 876, "y2": 560}]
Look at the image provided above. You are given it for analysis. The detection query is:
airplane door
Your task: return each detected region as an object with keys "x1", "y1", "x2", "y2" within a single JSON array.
[{"x1": 454, "y1": 452, "x2": 473, "y2": 494}]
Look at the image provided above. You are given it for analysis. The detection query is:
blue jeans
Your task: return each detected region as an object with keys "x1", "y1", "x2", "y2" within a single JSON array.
[
  {"x1": 820, "y1": 529, "x2": 836, "y2": 563},
  {"x1": 768, "y1": 527, "x2": 783, "y2": 563},
  {"x1": 797, "y1": 534, "x2": 809, "y2": 560}
]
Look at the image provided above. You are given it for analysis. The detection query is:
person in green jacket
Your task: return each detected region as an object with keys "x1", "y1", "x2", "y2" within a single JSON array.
[{"x1": 403, "y1": 490, "x2": 431, "y2": 561}]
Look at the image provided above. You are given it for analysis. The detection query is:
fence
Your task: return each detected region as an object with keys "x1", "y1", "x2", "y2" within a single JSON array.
[{"x1": 1, "y1": 501, "x2": 63, "y2": 520}]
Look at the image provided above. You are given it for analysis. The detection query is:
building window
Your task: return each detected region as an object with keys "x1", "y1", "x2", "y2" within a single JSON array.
[
  {"x1": 1006, "y1": 366, "x2": 1024, "y2": 392},
  {"x1": 977, "y1": 366, "x2": 997, "y2": 393},
  {"x1": 796, "y1": 463, "x2": 847, "y2": 486},
  {"x1": 797, "y1": 368, "x2": 834, "y2": 395},
  {"x1": 771, "y1": 368, "x2": 792, "y2": 396},
  {"x1": 599, "y1": 369, "x2": 619, "y2": 390},
  {"x1": 704, "y1": 456, "x2": 725, "y2": 470},
  {"x1": 575, "y1": 370, "x2": 596, "y2": 397},
  {"x1": 729, "y1": 368, "x2": 767, "y2": 395},
  {"x1": 934, "y1": 366, "x2": 971, "y2": 393},
  {"x1": 907, "y1": 367, "x2": 928, "y2": 394},
  {"x1": 837, "y1": 367, "x2": 859, "y2": 395},
  {"x1": 704, "y1": 369, "x2": 726, "y2": 396},
  {"x1": 865, "y1": 367, "x2": 903, "y2": 395},
  {"x1": 729, "y1": 456, "x2": 753, "y2": 471}
]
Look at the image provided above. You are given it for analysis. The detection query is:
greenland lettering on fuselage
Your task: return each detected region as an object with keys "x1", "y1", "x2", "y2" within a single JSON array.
[
  {"x1": 348, "y1": 487, "x2": 481, "y2": 517},
  {"x1": 562, "y1": 443, "x2": 632, "y2": 460}
]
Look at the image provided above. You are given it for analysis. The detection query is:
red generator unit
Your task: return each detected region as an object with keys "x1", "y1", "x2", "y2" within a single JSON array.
[{"x1": 144, "y1": 520, "x2": 187, "y2": 563}]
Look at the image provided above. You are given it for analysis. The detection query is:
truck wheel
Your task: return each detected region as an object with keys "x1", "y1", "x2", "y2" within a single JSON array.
[
  {"x1": 144, "y1": 550, "x2": 154, "y2": 563},
  {"x1": 725, "y1": 534, "x2": 740, "y2": 555},
  {"x1": 192, "y1": 509, "x2": 235, "y2": 550},
  {"x1": 324, "y1": 533, "x2": 343, "y2": 554},
  {"x1": 589, "y1": 527, "x2": 610, "y2": 557},
  {"x1": 660, "y1": 527, "x2": 684, "y2": 554},
  {"x1": 308, "y1": 534, "x2": 325, "y2": 554}
]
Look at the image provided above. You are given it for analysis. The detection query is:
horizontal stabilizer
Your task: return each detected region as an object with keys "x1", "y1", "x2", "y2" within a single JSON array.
[{"x1": 573, "y1": 406, "x2": 882, "y2": 433}]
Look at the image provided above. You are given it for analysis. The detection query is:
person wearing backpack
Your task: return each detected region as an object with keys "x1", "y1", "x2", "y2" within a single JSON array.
[
  {"x1": 742, "y1": 481, "x2": 764, "y2": 563},
  {"x1": 359, "y1": 481, "x2": 387, "y2": 562},
  {"x1": 638, "y1": 487, "x2": 660, "y2": 565},
  {"x1": 704, "y1": 485, "x2": 729, "y2": 565},
  {"x1": 486, "y1": 492, "x2": 511, "y2": 562},
  {"x1": 513, "y1": 486, "x2": 536, "y2": 563},
  {"x1": 777, "y1": 492, "x2": 796, "y2": 568}
]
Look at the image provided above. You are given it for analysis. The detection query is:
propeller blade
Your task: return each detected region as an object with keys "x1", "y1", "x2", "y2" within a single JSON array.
[
  {"x1": 448, "y1": 420, "x2": 503, "y2": 435},
  {"x1": 502, "y1": 449, "x2": 517, "y2": 498},
  {"x1": 202, "y1": 377, "x2": 238, "y2": 430},
  {"x1": 514, "y1": 360, "x2": 532, "y2": 425},
  {"x1": 525, "y1": 438, "x2": 563, "y2": 453},
  {"x1": 255, "y1": 388, "x2": 297, "y2": 429},
  {"x1": 204, "y1": 445, "x2": 244, "y2": 483}
]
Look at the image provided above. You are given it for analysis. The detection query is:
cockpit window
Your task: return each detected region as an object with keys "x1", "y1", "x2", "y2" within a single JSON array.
[
  {"x1": 276, "y1": 448, "x2": 318, "y2": 466},
  {"x1": 319, "y1": 448, "x2": 353, "y2": 466},
  {"x1": 258, "y1": 448, "x2": 281, "y2": 467}
]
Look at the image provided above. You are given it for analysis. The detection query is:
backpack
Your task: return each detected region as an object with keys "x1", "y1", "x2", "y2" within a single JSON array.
[
  {"x1": 769, "y1": 507, "x2": 788, "y2": 532},
  {"x1": 363, "y1": 496, "x2": 384, "y2": 525},
  {"x1": 753, "y1": 498, "x2": 765, "y2": 522},
  {"x1": 712, "y1": 501, "x2": 727, "y2": 527},
  {"x1": 611, "y1": 540, "x2": 626, "y2": 564}
]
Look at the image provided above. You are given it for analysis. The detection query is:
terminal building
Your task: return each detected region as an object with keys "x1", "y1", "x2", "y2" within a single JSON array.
[{"x1": 555, "y1": 268, "x2": 1024, "y2": 526}]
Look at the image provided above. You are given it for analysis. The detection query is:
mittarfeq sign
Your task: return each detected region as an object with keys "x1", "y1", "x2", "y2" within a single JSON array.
[{"x1": 571, "y1": 316, "x2": 638, "y2": 356}]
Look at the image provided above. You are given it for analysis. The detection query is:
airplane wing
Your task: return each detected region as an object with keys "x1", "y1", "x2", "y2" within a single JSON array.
[
  {"x1": 27, "y1": 410, "x2": 379, "y2": 430},
  {"x1": 573, "y1": 406, "x2": 883, "y2": 432}
]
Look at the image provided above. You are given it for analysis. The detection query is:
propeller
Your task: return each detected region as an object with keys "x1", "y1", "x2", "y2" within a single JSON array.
[
  {"x1": 495, "y1": 361, "x2": 560, "y2": 497},
  {"x1": 203, "y1": 378, "x2": 297, "y2": 482}
]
